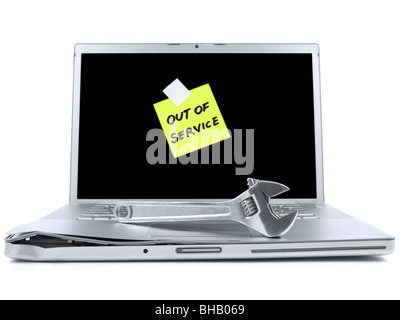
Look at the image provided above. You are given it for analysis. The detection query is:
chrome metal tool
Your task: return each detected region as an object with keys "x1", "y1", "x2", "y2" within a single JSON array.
[{"x1": 113, "y1": 178, "x2": 298, "y2": 237}]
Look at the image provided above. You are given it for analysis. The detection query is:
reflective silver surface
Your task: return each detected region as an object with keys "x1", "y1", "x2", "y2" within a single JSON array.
[{"x1": 114, "y1": 178, "x2": 298, "y2": 237}]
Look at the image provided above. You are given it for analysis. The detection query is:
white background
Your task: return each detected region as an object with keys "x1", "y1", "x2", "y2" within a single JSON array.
[{"x1": 0, "y1": 0, "x2": 399, "y2": 300}]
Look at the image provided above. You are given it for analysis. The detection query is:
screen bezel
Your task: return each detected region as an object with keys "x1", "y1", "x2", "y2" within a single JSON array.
[{"x1": 70, "y1": 43, "x2": 324, "y2": 204}]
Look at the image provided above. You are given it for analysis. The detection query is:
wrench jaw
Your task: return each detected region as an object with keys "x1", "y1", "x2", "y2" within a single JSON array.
[
  {"x1": 259, "y1": 180, "x2": 290, "y2": 198},
  {"x1": 239, "y1": 178, "x2": 298, "y2": 237},
  {"x1": 246, "y1": 208, "x2": 298, "y2": 238}
]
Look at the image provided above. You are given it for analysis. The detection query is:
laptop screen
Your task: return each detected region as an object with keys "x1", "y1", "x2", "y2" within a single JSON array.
[{"x1": 77, "y1": 52, "x2": 316, "y2": 199}]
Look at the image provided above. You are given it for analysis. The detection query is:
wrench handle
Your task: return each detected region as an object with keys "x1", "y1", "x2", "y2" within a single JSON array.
[{"x1": 114, "y1": 202, "x2": 232, "y2": 223}]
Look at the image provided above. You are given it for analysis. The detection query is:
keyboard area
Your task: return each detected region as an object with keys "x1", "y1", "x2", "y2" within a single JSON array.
[
  {"x1": 77, "y1": 204, "x2": 319, "y2": 221},
  {"x1": 272, "y1": 204, "x2": 319, "y2": 220},
  {"x1": 77, "y1": 204, "x2": 115, "y2": 221}
]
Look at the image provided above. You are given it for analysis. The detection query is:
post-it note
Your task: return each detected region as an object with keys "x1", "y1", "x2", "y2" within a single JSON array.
[{"x1": 154, "y1": 82, "x2": 231, "y2": 158}]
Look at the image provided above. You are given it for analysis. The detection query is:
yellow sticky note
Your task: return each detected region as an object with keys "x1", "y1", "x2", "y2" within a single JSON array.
[{"x1": 154, "y1": 83, "x2": 231, "y2": 158}]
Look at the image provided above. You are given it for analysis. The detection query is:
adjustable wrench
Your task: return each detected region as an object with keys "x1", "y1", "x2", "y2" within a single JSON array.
[{"x1": 113, "y1": 178, "x2": 298, "y2": 237}]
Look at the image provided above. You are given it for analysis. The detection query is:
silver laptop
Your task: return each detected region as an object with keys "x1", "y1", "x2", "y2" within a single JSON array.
[{"x1": 4, "y1": 43, "x2": 395, "y2": 261}]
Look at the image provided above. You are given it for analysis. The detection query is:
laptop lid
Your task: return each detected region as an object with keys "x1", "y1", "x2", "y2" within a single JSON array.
[{"x1": 70, "y1": 43, "x2": 323, "y2": 204}]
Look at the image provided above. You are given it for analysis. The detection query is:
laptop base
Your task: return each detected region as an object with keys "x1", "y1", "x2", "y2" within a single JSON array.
[{"x1": 5, "y1": 238, "x2": 394, "y2": 261}]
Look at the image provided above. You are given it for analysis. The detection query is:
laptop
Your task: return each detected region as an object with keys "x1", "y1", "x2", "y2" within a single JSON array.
[{"x1": 4, "y1": 43, "x2": 395, "y2": 261}]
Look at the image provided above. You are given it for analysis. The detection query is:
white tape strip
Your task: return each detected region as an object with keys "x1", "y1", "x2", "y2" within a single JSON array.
[{"x1": 163, "y1": 78, "x2": 192, "y2": 107}]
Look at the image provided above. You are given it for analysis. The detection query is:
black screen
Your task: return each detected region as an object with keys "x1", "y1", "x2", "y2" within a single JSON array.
[{"x1": 77, "y1": 53, "x2": 316, "y2": 199}]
